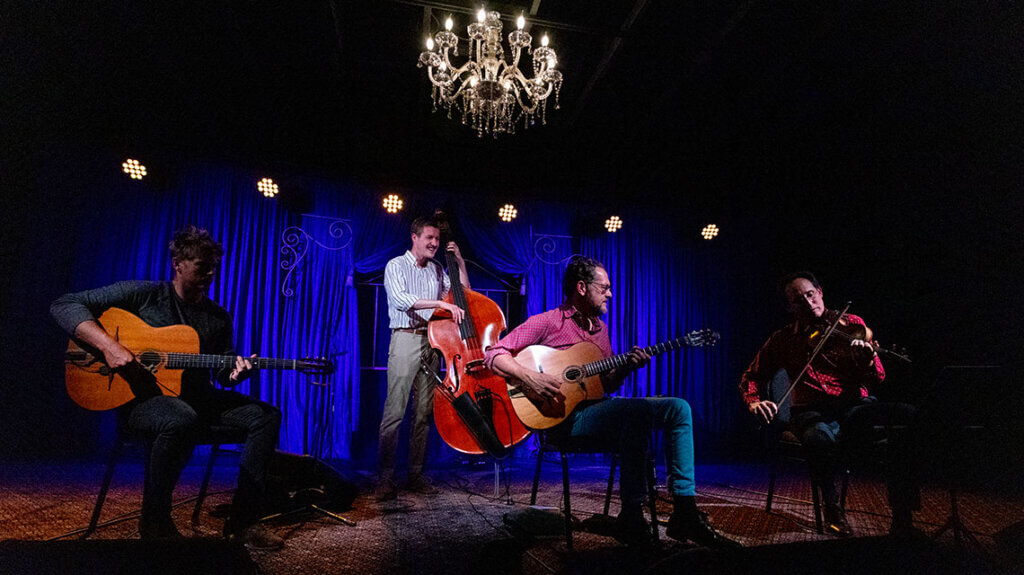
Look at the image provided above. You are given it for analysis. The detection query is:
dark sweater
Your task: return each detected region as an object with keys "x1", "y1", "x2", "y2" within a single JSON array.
[{"x1": 50, "y1": 280, "x2": 235, "y2": 401}]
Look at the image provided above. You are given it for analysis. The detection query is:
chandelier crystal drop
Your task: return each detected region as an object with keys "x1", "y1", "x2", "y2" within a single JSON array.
[{"x1": 417, "y1": 9, "x2": 563, "y2": 137}]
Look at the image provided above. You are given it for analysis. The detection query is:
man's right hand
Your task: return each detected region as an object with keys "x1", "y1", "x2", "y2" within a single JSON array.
[
  {"x1": 440, "y1": 301, "x2": 465, "y2": 324},
  {"x1": 523, "y1": 371, "x2": 565, "y2": 401},
  {"x1": 749, "y1": 400, "x2": 778, "y2": 426},
  {"x1": 101, "y1": 341, "x2": 137, "y2": 370}
]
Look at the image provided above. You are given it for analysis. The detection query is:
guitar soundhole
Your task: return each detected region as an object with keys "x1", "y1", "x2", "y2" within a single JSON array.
[
  {"x1": 138, "y1": 351, "x2": 161, "y2": 370},
  {"x1": 564, "y1": 367, "x2": 582, "y2": 381}
]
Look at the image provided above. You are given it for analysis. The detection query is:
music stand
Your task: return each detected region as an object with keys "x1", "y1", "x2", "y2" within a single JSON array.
[{"x1": 922, "y1": 365, "x2": 1004, "y2": 552}]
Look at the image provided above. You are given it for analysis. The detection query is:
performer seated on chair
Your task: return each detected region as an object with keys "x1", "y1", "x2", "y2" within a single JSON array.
[
  {"x1": 50, "y1": 226, "x2": 284, "y2": 550},
  {"x1": 740, "y1": 270, "x2": 920, "y2": 537},
  {"x1": 485, "y1": 255, "x2": 739, "y2": 549}
]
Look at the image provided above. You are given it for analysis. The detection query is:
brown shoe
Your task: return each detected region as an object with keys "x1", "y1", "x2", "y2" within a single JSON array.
[
  {"x1": 405, "y1": 475, "x2": 439, "y2": 495},
  {"x1": 375, "y1": 478, "x2": 398, "y2": 501}
]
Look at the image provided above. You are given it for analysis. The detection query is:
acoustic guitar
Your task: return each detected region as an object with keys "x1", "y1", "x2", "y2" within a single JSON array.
[
  {"x1": 505, "y1": 329, "x2": 719, "y2": 429},
  {"x1": 64, "y1": 307, "x2": 333, "y2": 411}
]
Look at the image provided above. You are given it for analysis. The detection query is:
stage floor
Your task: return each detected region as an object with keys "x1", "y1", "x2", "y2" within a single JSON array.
[{"x1": 1, "y1": 454, "x2": 1021, "y2": 574}]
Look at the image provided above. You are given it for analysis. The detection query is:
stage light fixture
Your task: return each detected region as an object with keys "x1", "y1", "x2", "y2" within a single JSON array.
[
  {"x1": 498, "y1": 204, "x2": 518, "y2": 222},
  {"x1": 257, "y1": 178, "x2": 279, "y2": 198},
  {"x1": 122, "y1": 159, "x2": 147, "y2": 180},
  {"x1": 383, "y1": 194, "x2": 404, "y2": 213},
  {"x1": 604, "y1": 216, "x2": 623, "y2": 233},
  {"x1": 701, "y1": 224, "x2": 719, "y2": 240}
]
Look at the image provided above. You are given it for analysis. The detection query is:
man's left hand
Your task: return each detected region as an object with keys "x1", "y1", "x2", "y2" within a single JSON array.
[
  {"x1": 626, "y1": 346, "x2": 651, "y2": 370},
  {"x1": 446, "y1": 241, "x2": 463, "y2": 262},
  {"x1": 229, "y1": 353, "x2": 258, "y2": 384},
  {"x1": 849, "y1": 339, "x2": 878, "y2": 366}
]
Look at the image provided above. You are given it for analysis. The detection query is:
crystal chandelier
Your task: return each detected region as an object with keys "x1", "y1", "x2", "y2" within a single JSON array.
[{"x1": 417, "y1": 9, "x2": 563, "y2": 137}]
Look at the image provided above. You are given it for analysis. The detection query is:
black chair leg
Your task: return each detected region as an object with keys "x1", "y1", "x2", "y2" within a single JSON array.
[
  {"x1": 811, "y1": 480, "x2": 824, "y2": 534},
  {"x1": 83, "y1": 438, "x2": 124, "y2": 539},
  {"x1": 603, "y1": 454, "x2": 617, "y2": 516},
  {"x1": 646, "y1": 456, "x2": 659, "y2": 542},
  {"x1": 192, "y1": 444, "x2": 220, "y2": 528},
  {"x1": 766, "y1": 450, "x2": 779, "y2": 513},
  {"x1": 530, "y1": 446, "x2": 545, "y2": 506},
  {"x1": 560, "y1": 452, "x2": 573, "y2": 549}
]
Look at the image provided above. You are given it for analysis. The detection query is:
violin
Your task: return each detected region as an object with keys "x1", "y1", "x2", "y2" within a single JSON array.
[
  {"x1": 807, "y1": 310, "x2": 911, "y2": 364},
  {"x1": 426, "y1": 212, "x2": 531, "y2": 458}
]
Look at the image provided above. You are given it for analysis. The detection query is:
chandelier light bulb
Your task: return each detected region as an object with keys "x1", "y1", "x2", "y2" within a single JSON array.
[
  {"x1": 541, "y1": 34, "x2": 549, "y2": 47},
  {"x1": 517, "y1": 14, "x2": 525, "y2": 30},
  {"x1": 426, "y1": 37, "x2": 434, "y2": 50},
  {"x1": 445, "y1": 16, "x2": 453, "y2": 31},
  {"x1": 477, "y1": 8, "x2": 486, "y2": 23}
]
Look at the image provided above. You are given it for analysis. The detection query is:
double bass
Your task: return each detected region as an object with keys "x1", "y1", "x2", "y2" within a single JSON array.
[{"x1": 427, "y1": 215, "x2": 531, "y2": 457}]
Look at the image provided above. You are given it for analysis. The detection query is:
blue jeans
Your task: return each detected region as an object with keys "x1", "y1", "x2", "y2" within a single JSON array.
[
  {"x1": 554, "y1": 396, "x2": 695, "y2": 508},
  {"x1": 126, "y1": 387, "x2": 281, "y2": 528}
]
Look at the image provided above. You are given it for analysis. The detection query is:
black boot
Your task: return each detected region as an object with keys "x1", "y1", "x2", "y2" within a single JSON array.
[
  {"x1": 666, "y1": 496, "x2": 740, "y2": 550},
  {"x1": 614, "y1": 505, "x2": 653, "y2": 547},
  {"x1": 824, "y1": 503, "x2": 852, "y2": 537}
]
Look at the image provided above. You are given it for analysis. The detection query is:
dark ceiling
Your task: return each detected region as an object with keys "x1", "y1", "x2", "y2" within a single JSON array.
[{"x1": 9, "y1": 1, "x2": 1024, "y2": 215}]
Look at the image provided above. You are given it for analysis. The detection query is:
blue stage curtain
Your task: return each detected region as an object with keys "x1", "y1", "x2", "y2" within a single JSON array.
[
  {"x1": 53, "y1": 157, "x2": 733, "y2": 461},
  {"x1": 581, "y1": 211, "x2": 734, "y2": 437}
]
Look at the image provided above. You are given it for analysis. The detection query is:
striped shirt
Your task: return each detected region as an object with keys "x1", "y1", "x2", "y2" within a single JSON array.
[{"x1": 384, "y1": 250, "x2": 451, "y2": 329}]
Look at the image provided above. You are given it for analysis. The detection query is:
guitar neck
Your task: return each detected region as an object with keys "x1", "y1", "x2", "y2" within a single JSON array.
[
  {"x1": 164, "y1": 354, "x2": 303, "y2": 371},
  {"x1": 582, "y1": 337, "x2": 695, "y2": 377}
]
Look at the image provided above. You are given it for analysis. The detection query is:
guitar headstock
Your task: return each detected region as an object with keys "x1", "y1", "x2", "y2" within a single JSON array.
[
  {"x1": 298, "y1": 357, "x2": 335, "y2": 375},
  {"x1": 684, "y1": 329, "x2": 720, "y2": 348}
]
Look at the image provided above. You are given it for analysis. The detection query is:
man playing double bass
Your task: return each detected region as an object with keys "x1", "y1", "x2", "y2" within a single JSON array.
[
  {"x1": 375, "y1": 216, "x2": 469, "y2": 501},
  {"x1": 485, "y1": 255, "x2": 739, "y2": 549},
  {"x1": 740, "y1": 271, "x2": 920, "y2": 537}
]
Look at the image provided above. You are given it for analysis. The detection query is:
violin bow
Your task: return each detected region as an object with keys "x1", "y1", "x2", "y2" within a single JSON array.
[{"x1": 776, "y1": 301, "x2": 852, "y2": 406}]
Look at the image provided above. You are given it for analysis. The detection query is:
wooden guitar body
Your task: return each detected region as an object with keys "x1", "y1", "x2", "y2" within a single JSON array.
[
  {"x1": 505, "y1": 341, "x2": 608, "y2": 430},
  {"x1": 64, "y1": 307, "x2": 333, "y2": 411},
  {"x1": 65, "y1": 307, "x2": 196, "y2": 411}
]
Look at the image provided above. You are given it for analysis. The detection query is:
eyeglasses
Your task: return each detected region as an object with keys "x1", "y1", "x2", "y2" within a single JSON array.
[{"x1": 588, "y1": 282, "x2": 612, "y2": 294}]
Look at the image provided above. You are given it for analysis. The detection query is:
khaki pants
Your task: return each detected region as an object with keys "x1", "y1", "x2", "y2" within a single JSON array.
[{"x1": 377, "y1": 331, "x2": 438, "y2": 481}]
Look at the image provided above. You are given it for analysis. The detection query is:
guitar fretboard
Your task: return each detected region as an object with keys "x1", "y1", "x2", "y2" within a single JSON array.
[
  {"x1": 163, "y1": 354, "x2": 305, "y2": 371},
  {"x1": 582, "y1": 334, "x2": 713, "y2": 377}
]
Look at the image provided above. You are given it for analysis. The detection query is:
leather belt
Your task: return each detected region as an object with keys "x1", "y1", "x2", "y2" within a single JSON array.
[{"x1": 393, "y1": 327, "x2": 428, "y2": 335}]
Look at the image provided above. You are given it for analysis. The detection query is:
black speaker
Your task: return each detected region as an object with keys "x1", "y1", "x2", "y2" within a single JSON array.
[{"x1": 266, "y1": 450, "x2": 358, "y2": 513}]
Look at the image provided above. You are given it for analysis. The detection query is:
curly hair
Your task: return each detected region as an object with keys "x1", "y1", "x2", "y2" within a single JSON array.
[
  {"x1": 168, "y1": 225, "x2": 224, "y2": 264},
  {"x1": 562, "y1": 255, "x2": 604, "y2": 298}
]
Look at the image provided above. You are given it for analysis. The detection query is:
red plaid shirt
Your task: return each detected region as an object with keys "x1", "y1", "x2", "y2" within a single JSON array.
[
  {"x1": 483, "y1": 304, "x2": 614, "y2": 369},
  {"x1": 740, "y1": 313, "x2": 885, "y2": 408}
]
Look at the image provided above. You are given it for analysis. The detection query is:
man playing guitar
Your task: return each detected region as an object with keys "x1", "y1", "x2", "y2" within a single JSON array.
[
  {"x1": 51, "y1": 226, "x2": 284, "y2": 550},
  {"x1": 484, "y1": 255, "x2": 738, "y2": 549}
]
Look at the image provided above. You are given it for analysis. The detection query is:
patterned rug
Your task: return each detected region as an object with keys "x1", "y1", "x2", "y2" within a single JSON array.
[{"x1": 1, "y1": 453, "x2": 1021, "y2": 574}]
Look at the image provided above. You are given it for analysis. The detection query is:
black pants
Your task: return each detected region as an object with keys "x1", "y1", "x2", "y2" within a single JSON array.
[
  {"x1": 125, "y1": 387, "x2": 282, "y2": 529},
  {"x1": 790, "y1": 396, "x2": 920, "y2": 513}
]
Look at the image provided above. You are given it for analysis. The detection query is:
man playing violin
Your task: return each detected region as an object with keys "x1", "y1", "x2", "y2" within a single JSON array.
[
  {"x1": 485, "y1": 255, "x2": 739, "y2": 549},
  {"x1": 375, "y1": 216, "x2": 469, "y2": 501},
  {"x1": 740, "y1": 271, "x2": 919, "y2": 537}
]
